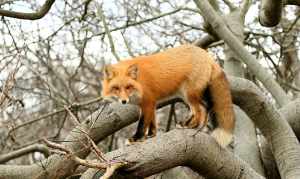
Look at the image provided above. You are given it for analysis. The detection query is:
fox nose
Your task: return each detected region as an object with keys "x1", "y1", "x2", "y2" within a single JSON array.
[{"x1": 121, "y1": 100, "x2": 127, "y2": 104}]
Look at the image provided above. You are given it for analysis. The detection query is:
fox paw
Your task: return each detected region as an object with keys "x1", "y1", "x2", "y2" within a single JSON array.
[{"x1": 125, "y1": 137, "x2": 145, "y2": 146}]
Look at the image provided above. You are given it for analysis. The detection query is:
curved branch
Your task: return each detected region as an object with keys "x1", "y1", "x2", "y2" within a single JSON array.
[
  {"x1": 284, "y1": 0, "x2": 300, "y2": 5},
  {"x1": 0, "y1": 0, "x2": 55, "y2": 20},
  {"x1": 233, "y1": 106, "x2": 266, "y2": 176},
  {"x1": 81, "y1": 129, "x2": 264, "y2": 179},
  {"x1": 222, "y1": 0, "x2": 236, "y2": 11},
  {"x1": 0, "y1": 144, "x2": 50, "y2": 164},
  {"x1": 260, "y1": 99, "x2": 300, "y2": 178},
  {"x1": 259, "y1": 0, "x2": 283, "y2": 27},
  {"x1": 229, "y1": 77, "x2": 300, "y2": 179},
  {"x1": 193, "y1": 34, "x2": 218, "y2": 49}
]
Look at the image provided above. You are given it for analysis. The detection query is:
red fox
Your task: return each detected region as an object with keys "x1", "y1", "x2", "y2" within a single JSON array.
[{"x1": 101, "y1": 45, "x2": 235, "y2": 147}]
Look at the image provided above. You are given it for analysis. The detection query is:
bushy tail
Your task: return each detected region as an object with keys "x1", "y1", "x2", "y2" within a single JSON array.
[{"x1": 209, "y1": 64, "x2": 235, "y2": 147}]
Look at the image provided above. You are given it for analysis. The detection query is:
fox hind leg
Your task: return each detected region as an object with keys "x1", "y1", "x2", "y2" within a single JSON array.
[
  {"x1": 180, "y1": 80, "x2": 209, "y2": 129},
  {"x1": 185, "y1": 94, "x2": 208, "y2": 128}
]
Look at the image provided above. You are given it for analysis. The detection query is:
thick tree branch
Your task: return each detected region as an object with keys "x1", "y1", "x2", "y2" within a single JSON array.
[
  {"x1": 280, "y1": 99, "x2": 300, "y2": 138},
  {"x1": 233, "y1": 106, "x2": 265, "y2": 176},
  {"x1": 32, "y1": 103, "x2": 140, "y2": 179},
  {"x1": 81, "y1": 129, "x2": 264, "y2": 179},
  {"x1": 0, "y1": 0, "x2": 55, "y2": 20},
  {"x1": 229, "y1": 77, "x2": 300, "y2": 179},
  {"x1": 193, "y1": 0, "x2": 290, "y2": 107},
  {"x1": 260, "y1": 99, "x2": 300, "y2": 178},
  {"x1": 259, "y1": 0, "x2": 283, "y2": 27}
]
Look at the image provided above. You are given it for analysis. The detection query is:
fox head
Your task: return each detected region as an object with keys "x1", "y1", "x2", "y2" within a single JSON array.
[{"x1": 101, "y1": 63, "x2": 143, "y2": 105}]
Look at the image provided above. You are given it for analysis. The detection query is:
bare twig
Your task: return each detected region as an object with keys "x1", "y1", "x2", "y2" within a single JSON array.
[
  {"x1": 97, "y1": 3, "x2": 120, "y2": 61},
  {"x1": 222, "y1": 0, "x2": 236, "y2": 11},
  {"x1": 0, "y1": 0, "x2": 55, "y2": 20},
  {"x1": 81, "y1": 0, "x2": 93, "y2": 21},
  {"x1": 64, "y1": 105, "x2": 81, "y2": 126},
  {"x1": 43, "y1": 139, "x2": 125, "y2": 177},
  {"x1": 9, "y1": 97, "x2": 104, "y2": 133},
  {"x1": 0, "y1": 144, "x2": 50, "y2": 163},
  {"x1": 240, "y1": 0, "x2": 252, "y2": 19}
]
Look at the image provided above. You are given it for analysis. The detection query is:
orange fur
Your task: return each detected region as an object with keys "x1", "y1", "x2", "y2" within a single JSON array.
[{"x1": 101, "y1": 45, "x2": 235, "y2": 147}]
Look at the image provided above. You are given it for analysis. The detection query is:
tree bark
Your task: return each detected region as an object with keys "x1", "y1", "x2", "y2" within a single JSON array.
[
  {"x1": 259, "y1": 0, "x2": 283, "y2": 27},
  {"x1": 81, "y1": 129, "x2": 264, "y2": 179},
  {"x1": 260, "y1": 99, "x2": 300, "y2": 179},
  {"x1": 229, "y1": 77, "x2": 300, "y2": 179},
  {"x1": 233, "y1": 106, "x2": 265, "y2": 175}
]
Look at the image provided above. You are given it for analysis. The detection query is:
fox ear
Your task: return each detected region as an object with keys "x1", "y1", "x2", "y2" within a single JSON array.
[
  {"x1": 127, "y1": 64, "x2": 138, "y2": 80},
  {"x1": 103, "y1": 65, "x2": 115, "y2": 81}
]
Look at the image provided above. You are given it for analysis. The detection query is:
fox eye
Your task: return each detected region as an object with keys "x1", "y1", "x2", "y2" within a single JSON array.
[
  {"x1": 125, "y1": 85, "x2": 133, "y2": 90},
  {"x1": 111, "y1": 86, "x2": 120, "y2": 92}
]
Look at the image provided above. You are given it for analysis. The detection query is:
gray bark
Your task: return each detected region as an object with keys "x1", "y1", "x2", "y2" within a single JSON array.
[
  {"x1": 259, "y1": 0, "x2": 283, "y2": 27},
  {"x1": 221, "y1": 3, "x2": 265, "y2": 176},
  {"x1": 81, "y1": 129, "x2": 264, "y2": 179},
  {"x1": 229, "y1": 77, "x2": 300, "y2": 179},
  {"x1": 223, "y1": 10, "x2": 245, "y2": 78},
  {"x1": 233, "y1": 106, "x2": 265, "y2": 176},
  {"x1": 260, "y1": 99, "x2": 300, "y2": 179},
  {"x1": 280, "y1": 99, "x2": 300, "y2": 138}
]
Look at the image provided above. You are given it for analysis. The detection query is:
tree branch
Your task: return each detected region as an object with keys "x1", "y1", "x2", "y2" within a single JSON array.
[
  {"x1": 97, "y1": 4, "x2": 121, "y2": 61},
  {"x1": 229, "y1": 77, "x2": 300, "y2": 179},
  {"x1": 0, "y1": 0, "x2": 55, "y2": 20},
  {"x1": 259, "y1": 0, "x2": 283, "y2": 27},
  {"x1": 0, "y1": 144, "x2": 50, "y2": 164},
  {"x1": 240, "y1": 0, "x2": 252, "y2": 19},
  {"x1": 192, "y1": 34, "x2": 218, "y2": 49},
  {"x1": 81, "y1": 129, "x2": 264, "y2": 179},
  {"x1": 222, "y1": 0, "x2": 236, "y2": 11},
  {"x1": 233, "y1": 106, "x2": 266, "y2": 176},
  {"x1": 284, "y1": 0, "x2": 300, "y2": 5}
]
